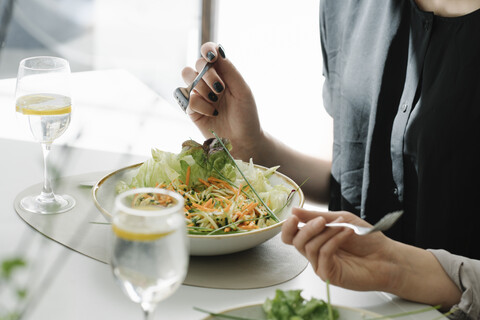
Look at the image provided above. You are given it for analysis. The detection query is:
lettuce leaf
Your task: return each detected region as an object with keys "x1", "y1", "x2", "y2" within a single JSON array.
[
  {"x1": 123, "y1": 138, "x2": 236, "y2": 189},
  {"x1": 263, "y1": 290, "x2": 338, "y2": 320}
]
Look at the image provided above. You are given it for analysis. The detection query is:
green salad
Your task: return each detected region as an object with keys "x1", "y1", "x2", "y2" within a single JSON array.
[
  {"x1": 194, "y1": 289, "x2": 338, "y2": 320},
  {"x1": 116, "y1": 137, "x2": 294, "y2": 235},
  {"x1": 263, "y1": 290, "x2": 338, "y2": 320}
]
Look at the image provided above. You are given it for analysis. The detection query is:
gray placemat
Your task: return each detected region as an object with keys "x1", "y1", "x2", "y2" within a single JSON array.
[{"x1": 14, "y1": 171, "x2": 308, "y2": 289}]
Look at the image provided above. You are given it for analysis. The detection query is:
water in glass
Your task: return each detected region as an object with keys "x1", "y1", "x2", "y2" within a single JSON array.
[
  {"x1": 15, "y1": 56, "x2": 75, "y2": 214},
  {"x1": 110, "y1": 188, "x2": 189, "y2": 320}
]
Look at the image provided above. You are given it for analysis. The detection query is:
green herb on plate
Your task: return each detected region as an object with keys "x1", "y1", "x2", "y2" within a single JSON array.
[
  {"x1": 194, "y1": 289, "x2": 339, "y2": 320},
  {"x1": 263, "y1": 289, "x2": 339, "y2": 320}
]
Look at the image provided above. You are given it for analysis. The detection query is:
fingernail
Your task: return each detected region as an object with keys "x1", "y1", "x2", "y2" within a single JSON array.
[
  {"x1": 207, "y1": 51, "x2": 216, "y2": 62},
  {"x1": 208, "y1": 92, "x2": 218, "y2": 102},
  {"x1": 213, "y1": 109, "x2": 219, "y2": 116},
  {"x1": 213, "y1": 81, "x2": 224, "y2": 93},
  {"x1": 218, "y1": 44, "x2": 226, "y2": 58}
]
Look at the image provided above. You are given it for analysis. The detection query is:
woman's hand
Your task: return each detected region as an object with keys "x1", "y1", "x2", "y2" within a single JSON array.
[
  {"x1": 282, "y1": 208, "x2": 399, "y2": 292},
  {"x1": 282, "y1": 208, "x2": 462, "y2": 309},
  {"x1": 180, "y1": 43, "x2": 332, "y2": 202},
  {"x1": 181, "y1": 42, "x2": 263, "y2": 161}
]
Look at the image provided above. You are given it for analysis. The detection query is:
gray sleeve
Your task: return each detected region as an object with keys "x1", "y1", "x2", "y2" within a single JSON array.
[{"x1": 428, "y1": 249, "x2": 480, "y2": 320}]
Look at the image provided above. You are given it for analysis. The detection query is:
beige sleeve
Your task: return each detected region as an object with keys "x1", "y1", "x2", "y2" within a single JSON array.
[{"x1": 428, "y1": 249, "x2": 480, "y2": 320}]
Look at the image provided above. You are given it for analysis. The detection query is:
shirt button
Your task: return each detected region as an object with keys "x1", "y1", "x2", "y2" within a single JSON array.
[
  {"x1": 393, "y1": 187, "x2": 399, "y2": 196},
  {"x1": 401, "y1": 103, "x2": 408, "y2": 112}
]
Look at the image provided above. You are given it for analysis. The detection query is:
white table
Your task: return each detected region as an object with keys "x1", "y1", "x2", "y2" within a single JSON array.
[{"x1": 0, "y1": 70, "x2": 445, "y2": 319}]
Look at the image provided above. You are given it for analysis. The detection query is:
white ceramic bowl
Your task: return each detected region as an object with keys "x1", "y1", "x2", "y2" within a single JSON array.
[{"x1": 92, "y1": 162, "x2": 304, "y2": 256}]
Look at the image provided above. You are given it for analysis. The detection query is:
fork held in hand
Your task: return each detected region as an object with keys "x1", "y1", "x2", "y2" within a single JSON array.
[
  {"x1": 174, "y1": 62, "x2": 212, "y2": 113},
  {"x1": 325, "y1": 210, "x2": 404, "y2": 236}
]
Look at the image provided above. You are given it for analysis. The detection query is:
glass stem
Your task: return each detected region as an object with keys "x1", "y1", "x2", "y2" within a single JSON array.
[
  {"x1": 143, "y1": 310, "x2": 153, "y2": 320},
  {"x1": 40, "y1": 142, "x2": 55, "y2": 202},
  {"x1": 142, "y1": 303, "x2": 156, "y2": 320}
]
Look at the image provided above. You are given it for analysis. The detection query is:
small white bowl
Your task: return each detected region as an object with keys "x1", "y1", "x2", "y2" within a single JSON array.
[{"x1": 93, "y1": 162, "x2": 304, "y2": 256}]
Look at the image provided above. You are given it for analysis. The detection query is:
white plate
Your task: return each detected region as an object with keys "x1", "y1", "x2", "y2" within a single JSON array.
[
  {"x1": 92, "y1": 162, "x2": 304, "y2": 256},
  {"x1": 201, "y1": 303, "x2": 388, "y2": 319}
]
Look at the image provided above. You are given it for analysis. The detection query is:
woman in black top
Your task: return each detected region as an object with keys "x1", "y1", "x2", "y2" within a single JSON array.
[
  {"x1": 321, "y1": 0, "x2": 480, "y2": 260},
  {"x1": 179, "y1": 0, "x2": 480, "y2": 318}
]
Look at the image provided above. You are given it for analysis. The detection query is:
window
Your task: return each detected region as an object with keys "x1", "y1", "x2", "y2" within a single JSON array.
[
  {"x1": 0, "y1": 0, "x2": 201, "y2": 101},
  {"x1": 0, "y1": 0, "x2": 332, "y2": 159},
  {"x1": 215, "y1": 0, "x2": 332, "y2": 159}
]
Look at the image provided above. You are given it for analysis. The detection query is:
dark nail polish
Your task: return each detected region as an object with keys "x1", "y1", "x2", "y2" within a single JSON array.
[
  {"x1": 213, "y1": 81, "x2": 224, "y2": 93},
  {"x1": 207, "y1": 51, "x2": 216, "y2": 62},
  {"x1": 208, "y1": 91, "x2": 218, "y2": 102},
  {"x1": 218, "y1": 44, "x2": 226, "y2": 58},
  {"x1": 213, "y1": 109, "x2": 219, "y2": 116}
]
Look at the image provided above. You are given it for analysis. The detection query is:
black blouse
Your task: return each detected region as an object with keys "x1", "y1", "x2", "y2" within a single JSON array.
[{"x1": 320, "y1": 0, "x2": 480, "y2": 259}]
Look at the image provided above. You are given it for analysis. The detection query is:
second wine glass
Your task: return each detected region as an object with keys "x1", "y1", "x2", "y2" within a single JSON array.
[
  {"x1": 110, "y1": 187, "x2": 189, "y2": 320},
  {"x1": 15, "y1": 56, "x2": 75, "y2": 214}
]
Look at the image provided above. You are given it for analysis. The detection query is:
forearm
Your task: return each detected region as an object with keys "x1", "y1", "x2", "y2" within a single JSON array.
[
  {"x1": 252, "y1": 131, "x2": 331, "y2": 203},
  {"x1": 386, "y1": 241, "x2": 462, "y2": 310}
]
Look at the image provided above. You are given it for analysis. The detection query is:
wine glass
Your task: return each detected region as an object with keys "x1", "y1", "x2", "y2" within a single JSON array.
[
  {"x1": 15, "y1": 56, "x2": 75, "y2": 214},
  {"x1": 110, "y1": 188, "x2": 189, "y2": 320}
]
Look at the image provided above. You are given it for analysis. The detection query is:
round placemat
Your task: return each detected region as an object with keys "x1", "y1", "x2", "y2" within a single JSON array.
[{"x1": 14, "y1": 172, "x2": 308, "y2": 289}]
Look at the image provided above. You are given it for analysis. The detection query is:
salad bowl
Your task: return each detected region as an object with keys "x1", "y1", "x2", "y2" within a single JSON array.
[{"x1": 92, "y1": 162, "x2": 304, "y2": 256}]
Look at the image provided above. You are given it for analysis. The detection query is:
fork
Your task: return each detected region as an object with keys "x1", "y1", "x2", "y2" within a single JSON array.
[
  {"x1": 173, "y1": 62, "x2": 212, "y2": 112},
  {"x1": 325, "y1": 210, "x2": 404, "y2": 235}
]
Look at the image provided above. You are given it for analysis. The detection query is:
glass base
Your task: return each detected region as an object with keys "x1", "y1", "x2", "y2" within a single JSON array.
[{"x1": 20, "y1": 194, "x2": 76, "y2": 214}]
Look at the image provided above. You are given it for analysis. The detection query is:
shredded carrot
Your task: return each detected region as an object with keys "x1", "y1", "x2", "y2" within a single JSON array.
[
  {"x1": 240, "y1": 202, "x2": 257, "y2": 216},
  {"x1": 235, "y1": 184, "x2": 243, "y2": 198},
  {"x1": 207, "y1": 177, "x2": 225, "y2": 184},
  {"x1": 207, "y1": 177, "x2": 235, "y2": 191},
  {"x1": 192, "y1": 203, "x2": 217, "y2": 212},
  {"x1": 186, "y1": 166, "x2": 191, "y2": 185},
  {"x1": 238, "y1": 224, "x2": 258, "y2": 230},
  {"x1": 224, "y1": 184, "x2": 236, "y2": 192},
  {"x1": 204, "y1": 198, "x2": 214, "y2": 208},
  {"x1": 198, "y1": 178, "x2": 210, "y2": 187}
]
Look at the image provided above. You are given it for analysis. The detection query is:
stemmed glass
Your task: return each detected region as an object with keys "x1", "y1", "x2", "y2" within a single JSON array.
[
  {"x1": 15, "y1": 56, "x2": 75, "y2": 214},
  {"x1": 110, "y1": 188, "x2": 189, "y2": 320}
]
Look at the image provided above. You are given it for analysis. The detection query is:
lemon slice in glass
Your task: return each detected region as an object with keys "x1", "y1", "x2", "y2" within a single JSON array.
[
  {"x1": 16, "y1": 93, "x2": 71, "y2": 115},
  {"x1": 112, "y1": 225, "x2": 173, "y2": 241}
]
